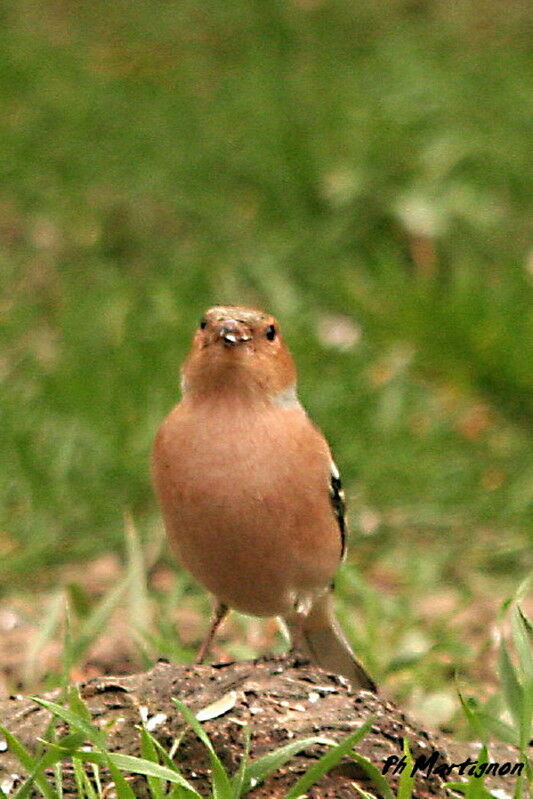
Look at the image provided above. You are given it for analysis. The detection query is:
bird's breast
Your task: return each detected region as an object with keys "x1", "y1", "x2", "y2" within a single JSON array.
[{"x1": 152, "y1": 401, "x2": 342, "y2": 616}]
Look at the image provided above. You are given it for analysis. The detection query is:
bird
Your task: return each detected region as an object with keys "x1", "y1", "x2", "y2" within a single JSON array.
[{"x1": 151, "y1": 304, "x2": 376, "y2": 692}]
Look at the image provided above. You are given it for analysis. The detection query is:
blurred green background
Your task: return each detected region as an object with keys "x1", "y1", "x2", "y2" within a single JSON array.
[{"x1": 0, "y1": 0, "x2": 531, "y2": 721}]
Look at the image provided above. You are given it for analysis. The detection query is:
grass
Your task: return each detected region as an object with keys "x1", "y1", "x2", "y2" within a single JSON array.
[
  {"x1": 1, "y1": 0, "x2": 531, "y2": 575},
  {"x1": 0, "y1": 0, "x2": 532, "y2": 782},
  {"x1": 454, "y1": 578, "x2": 533, "y2": 798}
]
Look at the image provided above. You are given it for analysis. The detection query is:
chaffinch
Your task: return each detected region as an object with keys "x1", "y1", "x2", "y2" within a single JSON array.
[{"x1": 152, "y1": 305, "x2": 376, "y2": 692}]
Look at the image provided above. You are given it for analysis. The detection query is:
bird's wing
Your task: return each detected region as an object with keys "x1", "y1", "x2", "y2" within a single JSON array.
[{"x1": 329, "y1": 461, "x2": 347, "y2": 560}]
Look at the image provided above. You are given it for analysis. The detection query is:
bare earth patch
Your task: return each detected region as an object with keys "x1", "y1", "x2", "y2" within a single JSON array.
[{"x1": 0, "y1": 657, "x2": 521, "y2": 798}]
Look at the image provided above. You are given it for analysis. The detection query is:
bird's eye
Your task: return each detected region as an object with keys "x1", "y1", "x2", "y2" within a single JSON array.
[
  {"x1": 265, "y1": 324, "x2": 276, "y2": 341},
  {"x1": 199, "y1": 318, "x2": 207, "y2": 330}
]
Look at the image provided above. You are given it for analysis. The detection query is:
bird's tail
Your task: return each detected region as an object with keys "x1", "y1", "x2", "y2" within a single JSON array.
[{"x1": 285, "y1": 592, "x2": 377, "y2": 692}]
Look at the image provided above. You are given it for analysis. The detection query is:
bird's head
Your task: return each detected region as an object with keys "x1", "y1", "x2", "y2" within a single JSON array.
[{"x1": 181, "y1": 305, "x2": 297, "y2": 402}]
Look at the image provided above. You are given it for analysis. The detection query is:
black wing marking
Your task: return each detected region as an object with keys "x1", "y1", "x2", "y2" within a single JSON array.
[{"x1": 329, "y1": 461, "x2": 347, "y2": 560}]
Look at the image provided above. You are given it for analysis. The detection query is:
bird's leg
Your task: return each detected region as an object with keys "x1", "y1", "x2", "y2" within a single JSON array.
[
  {"x1": 284, "y1": 610, "x2": 308, "y2": 656},
  {"x1": 195, "y1": 602, "x2": 228, "y2": 664},
  {"x1": 292, "y1": 611, "x2": 307, "y2": 653}
]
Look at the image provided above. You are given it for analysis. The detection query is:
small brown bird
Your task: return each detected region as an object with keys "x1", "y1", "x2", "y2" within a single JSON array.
[{"x1": 152, "y1": 305, "x2": 376, "y2": 691}]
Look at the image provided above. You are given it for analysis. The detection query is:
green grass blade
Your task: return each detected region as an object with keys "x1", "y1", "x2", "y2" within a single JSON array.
[
  {"x1": 229, "y1": 723, "x2": 250, "y2": 799},
  {"x1": 11, "y1": 780, "x2": 37, "y2": 799},
  {"x1": 67, "y1": 685, "x2": 92, "y2": 725},
  {"x1": 12, "y1": 761, "x2": 63, "y2": 799},
  {"x1": 510, "y1": 604, "x2": 533, "y2": 759},
  {"x1": 124, "y1": 511, "x2": 151, "y2": 640},
  {"x1": 0, "y1": 727, "x2": 61, "y2": 799},
  {"x1": 80, "y1": 762, "x2": 100, "y2": 799},
  {"x1": 397, "y1": 739, "x2": 414, "y2": 799},
  {"x1": 53, "y1": 763, "x2": 63, "y2": 799},
  {"x1": 514, "y1": 576, "x2": 532, "y2": 605},
  {"x1": 72, "y1": 756, "x2": 88, "y2": 799},
  {"x1": 474, "y1": 711, "x2": 518, "y2": 747},
  {"x1": 107, "y1": 759, "x2": 137, "y2": 799},
  {"x1": 513, "y1": 771, "x2": 525, "y2": 799},
  {"x1": 351, "y1": 751, "x2": 395, "y2": 799},
  {"x1": 38, "y1": 724, "x2": 64, "y2": 799},
  {"x1": 66, "y1": 577, "x2": 129, "y2": 666},
  {"x1": 456, "y1": 688, "x2": 488, "y2": 745},
  {"x1": 14, "y1": 730, "x2": 102, "y2": 799},
  {"x1": 465, "y1": 745, "x2": 489, "y2": 799},
  {"x1": 166, "y1": 788, "x2": 201, "y2": 799},
  {"x1": 66, "y1": 582, "x2": 92, "y2": 620},
  {"x1": 90, "y1": 762, "x2": 102, "y2": 797},
  {"x1": 140, "y1": 726, "x2": 165, "y2": 799},
  {"x1": 60, "y1": 601, "x2": 74, "y2": 691},
  {"x1": 51, "y1": 735, "x2": 64, "y2": 799},
  {"x1": 135, "y1": 726, "x2": 182, "y2": 772},
  {"x1": 23, "y1": 591, "x2": 64, "y2": 685},
  {"x1": 512, "y1": 605, "x2": 533, "y2": 683},
  {"x1": 239, "y1": 735, "x2": 334, "y2": 794},
  {"x1": 172, "y1": 698, "x2": 233, "y2": 799},
  {"x1": 352, "y1": 786, "x2": 378, "y2": 799},
  {"x1": 283, "y1": 719, "x2": 374, "y2": 799},
  {"x1": 71, "y1": 750, "x2": 202, "y2": 795},
  {"x1": 41, "y1": 733, "x2": 89, "y2": 753},
  {"x1": 12, "y1": 767, "x2": 60, "y2": 799},
  {"x1": 499, "y1": 639, "x2": 524, "y2": 733},
  {"x1": 31, "y1": 698, "x2": 106, "y2": 749}
]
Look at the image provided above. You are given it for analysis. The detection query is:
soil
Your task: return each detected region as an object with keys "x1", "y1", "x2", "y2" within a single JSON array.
[{"x1": 0, "y1": 655, "x2": 523, "y2": 798}]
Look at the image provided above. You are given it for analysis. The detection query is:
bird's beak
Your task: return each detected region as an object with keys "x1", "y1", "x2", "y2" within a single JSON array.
[{"x1": 216, "y1": 320, "x2": 252, "y2": 347}]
